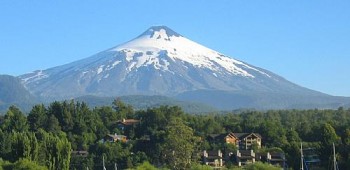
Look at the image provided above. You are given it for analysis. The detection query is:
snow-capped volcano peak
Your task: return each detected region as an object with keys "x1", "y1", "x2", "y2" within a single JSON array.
[
  {"x1": 139, "y1": 26, "x2": 182, "y2": 39},
  {"x1": 113, "y1": 26, "x2": 216, "y2": 54},
  {"x1": 18, "y1": 25, "x2": 347, "y2": 110},
  {"x1": 20, "y1": 26, "x2": 273, "y2": 99},
  {"x1": 113, "y1": 26, "x2": 269, "y2": 78}
]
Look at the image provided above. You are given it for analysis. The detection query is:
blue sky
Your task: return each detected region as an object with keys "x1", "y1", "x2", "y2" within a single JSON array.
[{"x1": 0, "y1": 1, "x2": 349, "y2": 96}]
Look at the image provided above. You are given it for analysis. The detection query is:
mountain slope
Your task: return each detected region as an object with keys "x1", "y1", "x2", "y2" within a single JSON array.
[
  {"x1": 0, "y1": 75, "x2": 37, "y2": 113},
  {"x1": 18, "y1": 26, "x2": 349, "y2": 110},
  {"x1": 176, "y1": 90, "x2": 349, "y2": 110}
]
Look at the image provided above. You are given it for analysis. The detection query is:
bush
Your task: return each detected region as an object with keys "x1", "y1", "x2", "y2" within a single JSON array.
[
  {"x1": 135, "y1": 161, "x2": 158, "y2": 170},
  {"x1": 0, "y1": 159, "x2": 47, "y2": 170},
  {"x1": 190, "y1": 163, "x2": 212, "y2": 170},
  {"x1": 244, "y1": 162, "x2": 281, "y2": 170},
  {"x1": 13, "y1": 159, "x2": 48, "y2": 170}
]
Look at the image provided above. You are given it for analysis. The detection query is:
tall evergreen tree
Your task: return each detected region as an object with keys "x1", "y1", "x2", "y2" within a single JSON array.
[
  {"x1": 162, "y1": 117, "x2": 195, "y2": 169},
  {"x1": 27, "y1": 104, "x2": 47, "y2": 131},
  {"x1": 113, "y1": 98, "x2": 134, "y2": 119}
]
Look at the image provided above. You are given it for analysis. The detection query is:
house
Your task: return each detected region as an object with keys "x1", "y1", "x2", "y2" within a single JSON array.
[
  {"x1": 104, "y1": 133, "x2": 127, "y2": 143},
  {"x1": 202, "y1": 150, "x2": 224, "y2": 168},
  {"x1": 267, "y1": 152, "x2": 286, "y2": 168},
  {"x1": 236, "y1": 150, "x2": 255, "y2": 166},
  {"x1": 117, "y1": 119, "x2": 140, "y2": 130},
  {"x1": 235, "y1": 133, "x2": 262, "y2": 150},
  {"x1": 208, "y1": 132, "x2": 262, "y2": 150},
  {"x1": 208, "y1": 132, "x2": 238, "y2": 145},
  {"x1": 303, "y1": 148, "x2": 321, "y2": 168}
]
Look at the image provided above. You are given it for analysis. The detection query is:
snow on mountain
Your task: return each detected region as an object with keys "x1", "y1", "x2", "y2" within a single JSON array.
[
  {"x1": 20, "y1": 26, "x2": 275, "y2": 98},
  {"x1": 18, "y1": 25, "x2": 348, "y2": 109},
  {"x1": 113, "y1": 26, "x2": 269, "y2": 77}
]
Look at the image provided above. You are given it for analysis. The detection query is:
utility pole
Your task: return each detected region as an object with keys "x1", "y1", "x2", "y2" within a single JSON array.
[
  {"x1": 333, "y1": 143, "x2": 336, "y2": 170},
  {"x1": 103, "y1": 156, "x2": 106, "y2": 170},
  {"x1": 300, "y1": 142, "x2": 304, "y2": 170}
]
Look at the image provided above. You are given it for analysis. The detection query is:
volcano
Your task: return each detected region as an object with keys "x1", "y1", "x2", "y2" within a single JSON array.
[{"x1": 19, "y1": 26, "x2": 349, "y2": 109}]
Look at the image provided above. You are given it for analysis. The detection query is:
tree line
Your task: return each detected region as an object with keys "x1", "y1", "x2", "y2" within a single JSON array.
[{"x1": 0, "y1": 100, "x2": 350, "y2": 169}]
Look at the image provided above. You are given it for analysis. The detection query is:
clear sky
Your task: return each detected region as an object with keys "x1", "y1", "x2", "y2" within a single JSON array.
[{"x1": 0, "y1": 1, "x2": 349, "y2": 96}]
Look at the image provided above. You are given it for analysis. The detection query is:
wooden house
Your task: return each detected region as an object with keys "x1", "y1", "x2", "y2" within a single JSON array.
[
  {"x1": 104, "y1": 133, "x2": 127, "y2": 143},
  {"x1": 208, "y1": 132, "x2": 262, "y2": 149},
  {"x1": 117, "y1": 119, "x2": 140, "y2": 130},
  {"x1": 234, "y1": 133, "x2": 262, "y2": 150}
]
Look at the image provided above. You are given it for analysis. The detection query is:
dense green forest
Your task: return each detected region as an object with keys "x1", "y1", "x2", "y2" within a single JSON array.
[{"x1": 0, "y1": 99, "x2": 350, "y2": 170}]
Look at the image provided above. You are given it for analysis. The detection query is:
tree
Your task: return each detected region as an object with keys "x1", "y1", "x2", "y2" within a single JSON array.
[
  {"x1": 321, "y1": 123, "x2": 340, "y2": 146},
  {"x1": 260, "y1": 121, "x2": 287, "y2": 147},
  {"x1": 27, "y1": 104, "x2": 47, "y2": 131},
  {"x1": 60, "y1": 101, "x2": 74, "y2": 132},
  {"x1": 44, "y1": 114, "x2": 61, "y2": 134},
  {"x1": 134, "y1": 161, "x2": 157, "y2": 170},
  {"x1": 113, "y1": 98, "x2": 134, "y2": 119},
  {"x1": 1, "y1": 105, "x2": 28, "y2": 132},
  {"x1": 343, "y1": 128, "x2": 350, "y2": 145},
  {"x1": 95, "y1": 106, "x2": 118, "y2": 132},
  {"x1": 0, "y1": 158, "x2": 11, "y2": 170},
  {"x1": 0, "y1": 130, "x2": 12, "y2": 161},
  {"x1": 319, "y1": 123, "x2": 341, "y2": 166},
  {"x1": 134, "y1": 106, "x2": 187, "y2": 165},
  {"x1": 241, "y1": 162, "x2": 281, "y2": 170},
  {"x1": 286, "y1": 129, "x2": 301, "y2": 143},
  {"x1": 0, "y1": 158, "x2": 47, "y2": 170},
  {"x1": 90, "y1": 142, "x2": 132, "y2": 169},
  {"x1": 190, "y1": 163, "x2": 212, "y2": 170},
  {"x1": 12, "y1": 159, "x2": 48, "y2": 170},
  {"x1": 162, "y1": 117, "x2": 196, "y2": 169},
  {"x1": 37, "y1": 130, "x2": 71, "y2": 170},
  {"x1": 10, "y1": 132, "x2": 39, "y2": 162}
]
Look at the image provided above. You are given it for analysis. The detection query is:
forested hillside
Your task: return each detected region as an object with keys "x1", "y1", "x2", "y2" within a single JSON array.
[
  {"x1": 75, "y1": 95, "x2": 218, "y2": 113},
  {"x1": 0, "y1": 100, "x2": 349, "y2": 169}
]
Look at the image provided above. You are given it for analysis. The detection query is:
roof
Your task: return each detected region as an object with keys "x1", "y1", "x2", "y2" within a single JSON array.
[
  {"x1": 203, "y1": 150, "x2": 223, "y2": 159},
  {"x1": 209, "y1": 132, "x2": 238, "y2": 139},
  {"x1": 268, "y1": 152, "x2": 285, "y2": 161},
  {"x1": 207, "y1": 150, "x2": 221, "y2": 156},
  {"x1": 269, "y1": 152, "x2": 285, "y2": 157},
  {"x1": 208, "y1": 132, "x2": 262, "y2": 140},
  {"x1": 71, "y1": 150, "x2": 89, "y2": 154},
  {"x1": 234, "y1": 133, "x2": 262, "y2": 139},
  {"x1": 117, "y1": 119, "x2": 140, "y2": 126},
  {"x1": 106, "y1": 134, "x2": 126, "y2": 139},
  {"x1": 237, "y1": 150, "x2": 255, "y2": 159},
  {"x1": 239, "y1": 150, "x2": 254, "y2": 155},
  {"x1": 71, "y1": 151, "x2": 89, "y2": 157}
]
